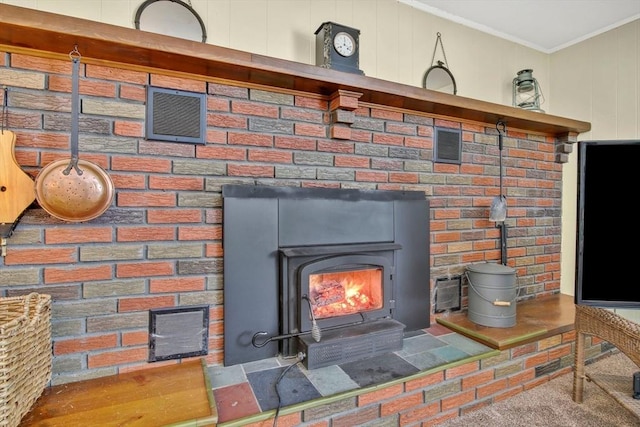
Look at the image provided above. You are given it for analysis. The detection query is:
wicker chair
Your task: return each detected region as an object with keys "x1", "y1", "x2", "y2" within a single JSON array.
[{"x1": 572, "y1": 304, "x2": 640, "y2": 403}]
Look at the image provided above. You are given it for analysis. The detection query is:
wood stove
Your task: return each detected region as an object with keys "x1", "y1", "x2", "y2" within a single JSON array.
[
  {"x1": 222, "y1": 185, "x2": 430, "y2": 367},
  {"x1": 280, "y1": 243, "x2": 405, "y2": 368}
]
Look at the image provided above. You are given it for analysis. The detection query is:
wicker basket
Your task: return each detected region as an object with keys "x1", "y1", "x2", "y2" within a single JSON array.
[{"x1": 0, "y1": 293, "x2": 52, "y2": 427}]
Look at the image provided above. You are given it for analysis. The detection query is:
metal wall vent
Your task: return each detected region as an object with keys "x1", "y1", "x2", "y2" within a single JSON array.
[
  {"x1": 434, "y1": 276, "x2": 461, "y2": 313},
  {"x1": 146, "y1": 86, "x2": 206, "y2": 144},
  {"x1": 148, "y1": 305, "x2": 209, "y2": 362},
  {"x1": 434, "y1": 127, "x2": 462, "y2": 164}
]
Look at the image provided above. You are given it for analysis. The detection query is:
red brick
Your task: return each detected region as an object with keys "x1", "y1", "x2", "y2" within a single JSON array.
[
  {"x1": 208, "y1": 114, "x2": 247, "y2": 129},
  {"x1": 228, "y1": 164, "x2": 274, "y2": 177},
  {"x1": 118, "y1": 295, "x2": 176, "y2": 312},
  {"x1": 441, "y1": 389, "x2": 476, "y2": 411},
  {"x1": 372, "y1": 133, "x2": 403, "y2": 146},
  {"x1": 317, "y1": 140, "x2": 354, "y2": 153},
  {"x1": 197, "y1": 145, "x2": 246, "y2": 160},
  {"x1": 117, "y1": 226, "x2": 175, "y2": 242},
  {"x1": 179, "y1": 225, "x2": 221, "y2": 241},
  {"x1": 45, "y1": 227, "x2": 113, "y2": 244},
  {"x1": 120, "y1": 84, "x2": 146, "y2": 101},
  {"x1": 370, "y1": 109, "x2": 402, "y2": 121},
  {"x1": 147, "y1": 209, "x2": 203, "y2": 224},
  {"x1": 150, "y1": 74, "x2": 206, "y2": 93},
  {"x1": 524, "y1": 352, "x2": 549, "y2": 369},
  {"x1": 231, "y1": 100, "x2": 279, "y2": 118},
  {"x1": 111, "y1": 156, "x2": 172, "y2": 173},
  {"x1": 461, "y1": 369, "x2": 494, "y2": 390},
  {"x1": 476, "y1": 377, "x2": 508, "y2": 399},
  {"x1": 5, "y1": 248, "x2": 76, "y2": 265},
  {"x1": 86, "y1": 64, "x2": 148, "y2": 84},
  {"x1": 335, "y1": 155, "x2": 368, "y2": 168},
  {"x1": 117, "y1": 192, "x2": 177, "y2": 207},
  {"x1": 357, "y1": 383, "x2": 403, "y2": 406},
  {"x1": 228, "y1": 132, "x2": 273, "y2": 147},
  {"x1": 116, "y1": 262, "x2": 174, "y2": 278},
  {"x1": 88, "y1": 347, "x2": 148, "y2": 368},
  {"x1": 294, "y1": 123, "x2": 326, "y2": 138},
  {"x1": 380, "y1": 391, "x2": 423, "y2": 416},
  {"x1": 206, "y1": 242, "x2": 223, "y2": 257},
  {"x1": 11, "y1": 53, "x2": 69, "y2": 74},
  {"x1": 44, "y1": 264, "x2": 112, "y2": 284},
  {"x1": 355, "y1": 171, "x2": 387, "y2": 182},
  {"x1": 332, "y1": 407, "x2": 377, "y2": 427},
  {"x1": 445, "y1": 361, "x2": 480, "y2": 379},
  {"x1": 295, "y1": 95, "x2": 327, "y2": 110},
  {"x1": 150, "y1": 277, "x2": 205, "y2": 293},
  {"x1": 122, "y1": 330, "x2": 148, "y2": 346},
  {"x1": 110, "y1": 173, "x2": 146, "y2": 189},
  {"x1": 248, "y1": 149, "x2": 292, "y2": 163},
  {"x1": 114, "y1": 121, "x2": 143, "y2": 137},
  {"x1": 398, "y1": 401, "x2": 440, "y2": 425},
  {"x1": 148, "y1": 176, "x2": 204, "y2": 191},
  {"x1": 274, "y1": 135, "x2": 317, "y2": 150},
  {"x1": 507, "y1": 368, "x2": 536, "y2": 387},
  {"x1": 54, "y1": 334, "x2": 117, "y2": 355}
]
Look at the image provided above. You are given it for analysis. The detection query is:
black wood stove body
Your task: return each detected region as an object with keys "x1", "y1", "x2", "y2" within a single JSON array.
[{"x1": 222, "y1": 185, "x2": 430, "y2": 368}]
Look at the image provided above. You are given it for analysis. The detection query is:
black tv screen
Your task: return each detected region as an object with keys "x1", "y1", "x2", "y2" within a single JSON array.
[{"x1": 576, "y1": 140, "x2": 640, "y2": 308}]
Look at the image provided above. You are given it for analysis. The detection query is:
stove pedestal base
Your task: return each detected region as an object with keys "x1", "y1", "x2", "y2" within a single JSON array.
[{"x1": 298, "y1": 318, "x2": 405, "y2": 369}]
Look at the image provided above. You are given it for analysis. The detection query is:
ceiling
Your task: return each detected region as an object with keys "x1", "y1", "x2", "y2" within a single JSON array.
[{"x1": 401, "y1": 0, "x2": 640, "y2": 53}]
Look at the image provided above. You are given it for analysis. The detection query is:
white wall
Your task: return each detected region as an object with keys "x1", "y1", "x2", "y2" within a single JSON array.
[
  {"x1": 1, "y1": 0, "x2": 548, "y2": 107},
  {"x1": 552, "y1": 19, "x2": 640, "y2": 321},
  {"x1": 4, "y1": 0, "x2": 638, "y2": 318}
]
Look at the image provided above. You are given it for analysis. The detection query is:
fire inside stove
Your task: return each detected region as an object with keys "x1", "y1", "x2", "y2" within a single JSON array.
[{"x1": 308, "y1": 267, "x2": 383, "y2": 319}]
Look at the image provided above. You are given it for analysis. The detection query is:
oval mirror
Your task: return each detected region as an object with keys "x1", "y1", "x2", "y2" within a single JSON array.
[
  {"x1": 422, "y1": 61, "x2": 457, "y2": 95},
  {"x1": 135, "y1": 0, "x2": 207, "y2": 43}
]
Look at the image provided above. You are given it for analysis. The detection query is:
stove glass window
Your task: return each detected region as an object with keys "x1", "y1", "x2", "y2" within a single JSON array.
[{"x1": 308, "y1": 267, "x2": 383, "y2": 319}]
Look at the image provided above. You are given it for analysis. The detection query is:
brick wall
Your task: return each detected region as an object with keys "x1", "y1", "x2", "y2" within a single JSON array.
[{"x1": 1, "y1": 50, "x2": 565, "y2": 385}]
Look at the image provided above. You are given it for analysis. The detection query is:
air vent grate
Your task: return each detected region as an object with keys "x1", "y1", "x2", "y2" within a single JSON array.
[
  {"x1": 434, "y1": 127, "x2": 462, "y2": 164},
  {"x1": 435, "y1": 276, "x2": 461, "y2": 312},
  {"x1": 148, "y1": 305, "x2": 209, "y2": 362},
  {"x1": 146, "y1": 87, "x2": 206, "y2": 144}
]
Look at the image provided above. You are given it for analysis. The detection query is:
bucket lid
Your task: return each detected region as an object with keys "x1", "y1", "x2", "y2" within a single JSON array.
[{"x1": 466, "y1": 262, "x2": 515, "y2": 275}]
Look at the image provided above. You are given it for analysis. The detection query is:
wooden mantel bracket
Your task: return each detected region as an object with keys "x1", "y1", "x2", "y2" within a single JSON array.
[
  {"x1": 329, "y1": 90, "x2": 362, "y2": 140},
  {"x1": 555, "y1": 132, "x2": 579, "y2": 163}
]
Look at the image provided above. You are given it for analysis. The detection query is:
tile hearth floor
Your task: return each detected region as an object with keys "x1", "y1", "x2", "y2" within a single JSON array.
[{"x1": 207, "y1": 323, "x2": 496, "y2": 424}]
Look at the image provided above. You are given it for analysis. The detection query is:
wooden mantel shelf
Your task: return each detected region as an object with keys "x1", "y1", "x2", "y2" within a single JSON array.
[{"x1": 0, "y1": 4, "x2": 590, "y2": 137}]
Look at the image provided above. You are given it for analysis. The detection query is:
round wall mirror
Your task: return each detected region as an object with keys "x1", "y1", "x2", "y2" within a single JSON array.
[
  {"x1": 135, "y1": 0, "x2": 207, "y2": 43},
  {"x1": 422, "y1": 61, "x2": 457, "y2": 95}
]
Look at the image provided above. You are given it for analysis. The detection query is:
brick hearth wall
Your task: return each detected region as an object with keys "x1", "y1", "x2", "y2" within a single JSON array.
[{"x1": 1, "y1": 51, "x2": 566, "y2": 385}]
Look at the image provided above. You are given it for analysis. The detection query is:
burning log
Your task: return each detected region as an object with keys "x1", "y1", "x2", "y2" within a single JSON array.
[{"x1": 310, "y1": 280, "x2": 345, "y2": 307}]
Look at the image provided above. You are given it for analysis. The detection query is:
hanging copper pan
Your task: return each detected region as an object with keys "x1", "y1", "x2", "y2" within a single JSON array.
[{"x1": 34, "y1": 50, "x2": 114, "y2": 222}]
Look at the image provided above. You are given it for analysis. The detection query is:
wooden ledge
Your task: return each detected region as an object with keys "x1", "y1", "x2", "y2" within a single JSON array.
[
  {"x1": 0, "y1": 4, "x2": 590, "y2": 138},
  {"x1": 20, "y1": 358, "x2": 217, "y2": 427},
  {"x1": 436, "y1": 293, "x2": 575, "y2": 350}
]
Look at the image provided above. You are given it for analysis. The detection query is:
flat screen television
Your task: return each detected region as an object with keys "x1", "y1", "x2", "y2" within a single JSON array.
[{"x1": 576, "y1": 139, "x2": 640, "y2": 308}]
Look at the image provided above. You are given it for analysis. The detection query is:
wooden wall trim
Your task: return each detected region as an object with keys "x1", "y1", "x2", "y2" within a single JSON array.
[{"x1": 0, "y1": 3, "x2": 590, "y2": 137}]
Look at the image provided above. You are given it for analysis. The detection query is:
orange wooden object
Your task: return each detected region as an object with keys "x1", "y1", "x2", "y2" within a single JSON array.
[
  {"x1": 0, "y1": 130, "x2": 35, "y2": 225},
  {"x1": 20, "y1": 359, "x2": 217, "y2": 426}
]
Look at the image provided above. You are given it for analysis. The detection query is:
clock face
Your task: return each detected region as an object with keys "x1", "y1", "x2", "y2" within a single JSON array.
[{"x1": 333, "y1": 31, "x2": 356, "y2": 57}]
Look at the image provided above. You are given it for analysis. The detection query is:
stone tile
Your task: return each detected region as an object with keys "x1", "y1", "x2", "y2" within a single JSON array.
[
  {"x1": 400, "y1": 350, "x2": 448, "y2": 371},
  {"x1": 247, "y1": 364, "x2": 322, "y2": 411},
  {"x1": 397, "y1": 334, "x2": 448, "y2": 357},
  {"x1": 208, "y1": 363, "x2": 246, "y2": 389},
  {"x1": 438, "y1": 333, "x2": 494, "y2": 356},
  {"x1": 339, "y1": 353, "x2": 419, "y2": 388},
  {"x1": 303, "y1": 365, "x2": 359, "y2": 396},
  {"x1": 212, "y1": 382, "x2": 261, "y2": 423},
  {"x1": 429, "y1": 345, "x2": 472, "y2": 363}
]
